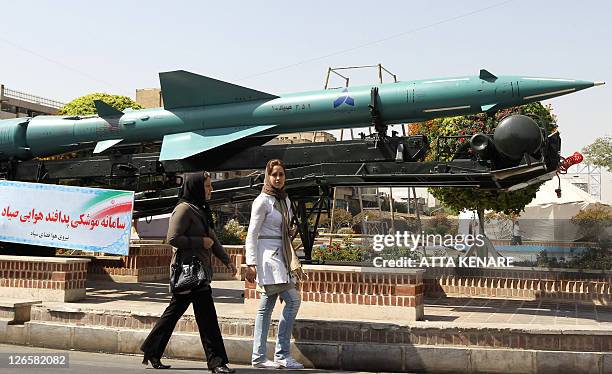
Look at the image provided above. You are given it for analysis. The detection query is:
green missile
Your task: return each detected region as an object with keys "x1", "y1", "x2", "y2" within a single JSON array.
[{"x1": 0, "y1": 69, "x2": 603, "y2": 161}]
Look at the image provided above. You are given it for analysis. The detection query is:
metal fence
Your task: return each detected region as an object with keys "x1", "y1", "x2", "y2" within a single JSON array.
[{"x1": 2, "y1": 87, "x2": 65, "y2": 109}]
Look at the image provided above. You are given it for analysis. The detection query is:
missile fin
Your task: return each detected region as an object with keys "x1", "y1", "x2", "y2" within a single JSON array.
[
  {"x1": 479, "y1": 69, "x2": 498, "y2": 82},
  {"x1": 481, "y1": 103, "x2": 498, "y2": 112},
  {"x1": 159, "y1": 70, "x2": 279, "y2": 110},
  {"x1": 94, "y1": 139, "x2": 124, "y2": 154},
  {"x1": 159, "y1": 124, "x2": 277, "y2": 161},
  {"x1": 94, "y1": 100, "x2": 124, "y2": 118}
]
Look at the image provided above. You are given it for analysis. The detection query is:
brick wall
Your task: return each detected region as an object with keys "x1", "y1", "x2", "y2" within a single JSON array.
[
  {"x1": 424, "y1": 267, "x2": 611, "y2": 304},
  {"x1": 88, "y1": 242, "x2": 245, "y2": 282},
  {"x1": 0, "y1": 255, "x2": 89, "y2": 301},
  {"x1": 211, "y1": 245, "x2": 245, "y2": 280},
  {"x1": 245, "y1": 265, "x2": 425, "y2": 320},
  {"x1": 88, "y1": 242, "x2": 173, "y2": 282}
]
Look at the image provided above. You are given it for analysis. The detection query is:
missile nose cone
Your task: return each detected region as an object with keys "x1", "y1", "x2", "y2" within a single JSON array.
[
  {"x1": 517, "y1": 77, "x2": 603, "y2": 102},
  {"x1": 594, "y1": 81, "x2": 605, "y2": 86}
]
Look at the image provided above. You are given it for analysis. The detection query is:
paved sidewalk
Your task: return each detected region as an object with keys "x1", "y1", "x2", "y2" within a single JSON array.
[
  {"x1": 39, "y1": 280, "x2": 612, "y2": 330},
  {"x1": 5, "y1": 281, "x2": 611, "y2": 373},
  {"x1": 0, "y1": 344, "x2": 381, "y2": 374},
  {"x1": 424, "y1": 296, "x2": 612, "y2": 327}
]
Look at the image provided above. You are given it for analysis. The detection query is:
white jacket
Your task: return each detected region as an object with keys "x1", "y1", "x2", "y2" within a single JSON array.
[{"x1": 245, "y1": 193, "x2": 293, "y2": 285}]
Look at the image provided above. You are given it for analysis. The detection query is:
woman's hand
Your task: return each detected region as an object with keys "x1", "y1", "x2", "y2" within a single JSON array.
[
  {"x1": 203, "y1": 237, "x2": 214, "y2": 250},
  {"x1": 226, "y1": 262, "x2": 237, "y2": 276},
  {"x1": 245, "y1": 265, "x2": 257, "y2": 283}
]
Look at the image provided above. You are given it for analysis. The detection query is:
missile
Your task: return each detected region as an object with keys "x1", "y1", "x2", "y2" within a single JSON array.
[{"x1": 0, "y1": 69, "x2": 603, "y2": 162}]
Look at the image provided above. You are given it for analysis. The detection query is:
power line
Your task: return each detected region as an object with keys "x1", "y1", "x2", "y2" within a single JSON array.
[
  {"x1": 0, "y1": 37, "x2": 120, "y2": 92},
  {"x1": 0, "y1": 1, "x2": 514, "y2": 90},
  {"x1": 238, "y1": 0, "x2": 515, "y2": 82}
]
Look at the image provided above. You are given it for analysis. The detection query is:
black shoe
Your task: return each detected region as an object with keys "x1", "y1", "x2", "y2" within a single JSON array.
[
  {"x1": 142, "y1": 355, "x2": 171, "y2": 369},
  {"x1": 211, "y1": 364, "x2": 235, "y2": 373}
]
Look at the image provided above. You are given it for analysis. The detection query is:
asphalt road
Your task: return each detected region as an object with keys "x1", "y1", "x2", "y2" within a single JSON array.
[{"x1": 0, "y1": 344, "x2": 396, "y2": 374}]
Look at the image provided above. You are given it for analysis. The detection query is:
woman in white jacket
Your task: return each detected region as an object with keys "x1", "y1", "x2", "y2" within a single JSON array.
[{"x1": 245, "y1": 159, "x2": 305, "y2": 370}]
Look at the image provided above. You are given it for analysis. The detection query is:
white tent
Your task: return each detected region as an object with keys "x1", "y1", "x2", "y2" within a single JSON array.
[
  {"x1": 519, "y1": 178, "x2": 602, "y2": 241},
  {"x1": 134, "y1": 213, "x2": 172, "y2": 239},
  {"x1": 458, "y1": 210, "x2": 479, "y2": 235}
]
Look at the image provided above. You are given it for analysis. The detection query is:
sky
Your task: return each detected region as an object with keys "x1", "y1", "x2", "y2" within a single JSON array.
[{"x1": 1, "y1": 0, "x2": 610, "y2": 201}]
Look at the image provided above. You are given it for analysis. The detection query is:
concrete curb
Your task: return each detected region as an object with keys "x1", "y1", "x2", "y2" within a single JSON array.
[{"x1": 1, "y1": 319, "x2": 610, "y2": 373}]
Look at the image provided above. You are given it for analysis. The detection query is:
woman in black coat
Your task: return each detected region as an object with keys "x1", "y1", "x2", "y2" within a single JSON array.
[{"x1": 140, "y1": 172, "x2": 237, "y2": 373}]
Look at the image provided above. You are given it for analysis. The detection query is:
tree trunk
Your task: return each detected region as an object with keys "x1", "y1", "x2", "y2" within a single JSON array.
[
  {"x1": 413, "y1": 187, "x2": 423, "y2": 234},
  {"x1": 477, "y1": 206, "x2": 485, "y2": 236}
]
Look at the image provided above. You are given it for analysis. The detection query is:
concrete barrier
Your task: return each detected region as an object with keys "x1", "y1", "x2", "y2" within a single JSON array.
[{"x1": 0, "y1": 320, "x2": 610, "y2": 373}]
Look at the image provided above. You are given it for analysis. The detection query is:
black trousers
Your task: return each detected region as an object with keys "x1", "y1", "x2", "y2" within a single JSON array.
[{"x1": 140, "y1": 287, "x2": 229, "y2": 369}]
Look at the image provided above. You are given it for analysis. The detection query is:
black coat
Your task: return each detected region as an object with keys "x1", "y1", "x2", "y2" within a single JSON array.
[{"x1": 166, "y1": 202, "x2": 230, "y2": 278}]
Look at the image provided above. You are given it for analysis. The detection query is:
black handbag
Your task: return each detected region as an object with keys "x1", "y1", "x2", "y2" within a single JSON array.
[{"x1": 170, "y1": 254, "x2": 210, "y2": 293}]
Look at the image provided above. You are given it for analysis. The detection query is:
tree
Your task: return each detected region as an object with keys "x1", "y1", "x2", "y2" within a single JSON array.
[
  {"x1": 582, "y1": 136, "x2": 612, "y2": 171},
  {"x1": 570, "y1": 203, "x2": 612, "y2": 242},
  {"x1": 409, "y1": 102, "x2": 557, "y2": 235},
  {"x1": 58, "y1": 93, "x2": 143, "y2": 116},
  {"x1": 330, "y1": 208, "x2": 353, "y2": 232},
  {"x1": 536, "y1": 205, "x2": 611, "y2": 270}
]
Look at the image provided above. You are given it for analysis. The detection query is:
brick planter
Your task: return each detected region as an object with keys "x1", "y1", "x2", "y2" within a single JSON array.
[
  {"x1": 424, "y1": 266, "x2": 611, "y2": 304},
  {"x1": 211, "y1": 245, "x2": 245, "y2": 280},
  {"x1": 0, "y1": 255, "x2": 89, "y2": 302},
  {"x1": 245, "y1": 264, "x2": 425, "y2": 321},
  {"x1": 87, "y1": 241, "x2": 172, "y2": 282},
  {"x1": 88, "y1": 241, "x2": 245, "y2": 282}
]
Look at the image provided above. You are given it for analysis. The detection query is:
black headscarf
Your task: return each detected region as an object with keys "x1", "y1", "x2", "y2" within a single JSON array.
[{"x1": 178, "y1": 172, "x2": 214, "y2": 228}]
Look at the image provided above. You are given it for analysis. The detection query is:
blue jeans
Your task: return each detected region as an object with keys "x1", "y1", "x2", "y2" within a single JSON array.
[{"x1": 252, "y1": 287, "x2": 301, "y2": 363}]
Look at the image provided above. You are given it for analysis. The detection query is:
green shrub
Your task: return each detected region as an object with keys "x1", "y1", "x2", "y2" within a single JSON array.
[
  {"x1": 218, "y1": 219, "x2": 245, "y2": 245},
  {"x1": 365, "y1": 244, "x2": 421, "y2": 263},
  {"x1": 312, "y1": 236, "x2": 368, "y2": 262}
]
